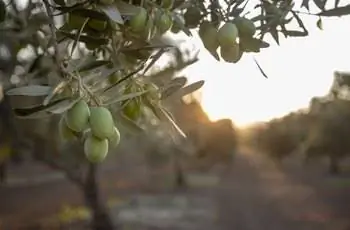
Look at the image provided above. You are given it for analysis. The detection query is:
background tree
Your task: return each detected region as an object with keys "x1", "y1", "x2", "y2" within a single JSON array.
[{"x1": 301, "y1": 72, "x2": 350, "y2": 174}]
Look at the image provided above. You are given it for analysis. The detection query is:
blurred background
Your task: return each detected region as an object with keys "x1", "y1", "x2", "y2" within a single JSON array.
[{"x1": 1, "y1": 0, "x2": 350, "y2": 230}]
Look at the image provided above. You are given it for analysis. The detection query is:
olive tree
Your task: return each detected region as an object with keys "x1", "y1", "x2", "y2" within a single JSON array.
[
  {"x1": 302, "y1": 72, "x2": 350, "y2": 174},
  {"x1": 0, "y1": 0, "x2": 349, "y2": 229}
]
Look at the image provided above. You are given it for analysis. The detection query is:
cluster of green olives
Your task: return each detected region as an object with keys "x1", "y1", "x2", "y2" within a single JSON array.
[
  {"x1": 199, "y1": 17, "x2": 257, "y2": 63},
  {"x1": 59, "y1": 100, "x2": 121, "y2": 163},
  {"x1": 128, "y1": 3, "x2": 173, "y2": 40}
]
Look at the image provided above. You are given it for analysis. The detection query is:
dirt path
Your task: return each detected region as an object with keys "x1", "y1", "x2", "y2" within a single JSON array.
[
  {"x1": 0, "y1": 150, "x2": 350, "y2": 230},
  {"x1": 216, "y1": 150, "x2": 350, "y2": 230}
]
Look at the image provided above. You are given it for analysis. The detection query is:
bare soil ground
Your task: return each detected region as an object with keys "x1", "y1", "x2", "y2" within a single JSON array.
[{"x1": 0, "y1": 149, "x2": 350, "y2": 230}]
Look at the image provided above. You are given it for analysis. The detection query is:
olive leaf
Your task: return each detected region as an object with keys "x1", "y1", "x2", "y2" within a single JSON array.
[
  {"x1": 98, "y1": 66, "x2": 122, "y2": 80},
  {"x1": 114, "y1": 0, "x2": 140, "y2": 16},
  {"x1": 53, "y1": 0, "x2": 65, "y2": 6},
  {"x1": 78, "y1": 60, "x2": 111, "y2": 72},
  {"x1": 13, "y1": 98, "x2": 74, "y2": 119},
  {"x1": 69, "y1": 8, "x2": 109, "y2": 21},
  {"x1": 165, "y1": 80, "x2": 205, "y2": 100},
  {"x1": 318, "y1": 4, "x2": 350, "y2": 16},
  {"x1": 43, "y1": 81, "x2": 70, "y2": 106},
  {"x1": 172, "y1": 13, "x2": 192, "y2": 36},
  {"x1": 284, "y1": 30, "x2": 308, "y2": 37},
  {"x1": 270, "y1": 28, "x2": 280, "y2": 45},
  {"x1": 335, "y1": 0, "x2": 340, "y2": 8},
  {"x1": 301, "y1": 0, "x2": 310, "y2": 10},
  {"x1": 49, "y1": 98, "x2": 81, "y2": 114},
  {"x1": 159, "y1": 106, "x2": 187, "y2": 139},
  {"x1": 161, "y1": 77, "x2": 188, "y2": 100},
  {"x1": 103, "y1": 91, "x2": 148, "y2": 106},
  {"x1": 142, "y1": 48, "x2": 167, "y2": 75},
  {"x1": 99, "y1": 5, "x2": 124, "y2": 24},
  {"x1": 313, "y1": 0, "x2": 326, "y2": 11},
  {"x1": 115, "y1": 113, "x2": 144, "y2": 134},
  {"x1": 65, "y1": 55, "x2": 94, "y2": 73},
  {"x1": 143, "y1": 98, "x2": 162, "y2": 121},
  {"x1": 70, "y1": 17, "x2": 89, "y2": 57},
  {"x1": 6, "y1": 85, "x2": 52, "y2": 97},
  {"x1": 316, "y1": 17, "x2": 323, "y2": 30},
  {"x1": 253, "y1": 58, "x2": 268, "y2": 79},
  {"x1": 0, "y1": 0, "x2": 6, "y2": 23},
  {"x1": 57, "y1": 31, "x2": 109, "y2": 45}
]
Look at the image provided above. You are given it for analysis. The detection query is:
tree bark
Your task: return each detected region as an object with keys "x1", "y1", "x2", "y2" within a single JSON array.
[
  {"x1": 84, "y1": 163, "x2": 115, "y2": 230},
  {"x1": 329, "y1": 155, "x2": 340, "y2": 175},
  {"x1": 0, "y1": 161, "x2": 6, "y2": 184},
  {"x1": 173, "y1": 150, "x2": 187, "y2": 189}
]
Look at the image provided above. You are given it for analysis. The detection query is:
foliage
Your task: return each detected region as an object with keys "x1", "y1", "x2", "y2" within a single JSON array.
[{"x1": 247, "y1": 71, "x2": 350, "y2": 172}]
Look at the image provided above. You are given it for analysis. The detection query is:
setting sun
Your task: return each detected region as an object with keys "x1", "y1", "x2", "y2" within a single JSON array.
[{"x1": 175, "y1": 15, "x2": 350, "y2": 127}]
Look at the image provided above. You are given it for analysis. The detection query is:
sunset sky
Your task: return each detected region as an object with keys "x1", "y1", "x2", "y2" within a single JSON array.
[{"x1": 172, "y1": 11, "x2": 350, "y2": 127}]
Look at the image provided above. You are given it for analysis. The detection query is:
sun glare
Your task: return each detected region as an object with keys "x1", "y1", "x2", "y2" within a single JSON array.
[{"x1": 177, "y1": 15, "x2": 350, "y2": 128}]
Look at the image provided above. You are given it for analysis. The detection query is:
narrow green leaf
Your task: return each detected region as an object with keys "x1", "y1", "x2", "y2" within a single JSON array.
[
  {"x1": 57, "y1": 31, "x2": 109, "y2": 45},
  {"x1": 103, "y1": 64, "x2": 145, "y2": 93},
  {"x1": 313, "y1": 0, "x2": 326, "y2": 10},
  {"x1": 143, "y1": 98, "x2": 162, "y2": 121},
  {"x1": 284, "y1": 30, "x2": 308, "y2": 37},
  {"x1": 172, "y1": 13, "x2": 192, "y2": 36},
  {"x1": 317, "y1": 17, "x2": 323, "y2": 30},
  {"x1": 301, "y1": 0, "x2": 310, "y2": 10},
  {"x1": 335, "y1": 0, "x2": 340, "y2": 8},
  {"x1": 291, "y1": 11, "x2": 309, "y2": 35},
  {"x1": 48, "y1": 98, "x2": 80, "y2": 114},
  {"x1": 165, "y1": 80, "x2": 205, "y2": 100},
  {"x1": 70, "y1": 8, "x2": 109, "y2": 21},
  {"x1": 104, "y1": 91, "x2": 148, "y2": 106},
  {"x1": 121, "y1": 44, "x2": 174, "y2": 52},
  {"x1": 53, "y1": 0, "x2": 65, "y2": 6},
  {"x1": 270, "y1": 29, "x2": 280, "y2": 45},
  {"x1": 99, "y1": 5, "x2": 124, "y2": 24},
  {"x1": 142, "y1": 48, "x2": 167, "y2": 75},
  {"x1": 13, "y1": 98, "x2": 69, "y2": 118},
  {"x1": 43, "y1": 81, "x2": 70, "y2": 106},
  {"x1": 116, "y1": 113, "x2": 144, "y2": 133},
  {"x1": 250, "y1": 15, "x2": 268, "y2": 22},
  {"x1": 0, "y1": 0, "x2": 6, "y2": 23},
  {"x1": 100, "y1": 66, "x2": 122, "y2": 79},
  {"x1": 161, "y1": 77, "x2": 188, "y2": 100},
  {"x1": 6, "y1": 85, "x2": 52, "y2": 97},
  {"x1": 65, "y1": 55, "x2": 95, "y2": 73},
  {"x1": 114, "y1": 0, "x2": 140, "y2": 16},
  {"x1": 253, "y1": 58, "x2": 268, "y2": 79},
  {"x1": 160, "y1": 107, "x2": 187, "y2": 139},
  {"x1": 318, "y1": 4, "x2": 350, "y2": 16},
  {"x1": 70, "y1": 18, "x2": 89, "y2": 57},
  {"x1": 78, "y1": 60, "x2": 111, "y2": 72}
]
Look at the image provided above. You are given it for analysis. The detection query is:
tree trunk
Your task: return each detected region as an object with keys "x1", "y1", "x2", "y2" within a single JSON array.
[
  {"x1": 173, "y1": 151, "x2": 187, "y2": 189},
  {"x1": 0, "y1": 161, "x2": 6, "y2": 184},
  {"x1": 84, "y1": 163, "x2": 115, "y2": 230},
  {"x1": 329, "y1": 155, "x2": 340, "y2": 175}
]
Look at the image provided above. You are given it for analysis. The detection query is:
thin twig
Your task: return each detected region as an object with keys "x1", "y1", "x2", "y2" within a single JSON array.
[
  {"x1": 293, "y1": 10, "x2": 318, "y2": 16},
  {"x1": 42, "y1": 0, "x2": 63, "y2": 75}
]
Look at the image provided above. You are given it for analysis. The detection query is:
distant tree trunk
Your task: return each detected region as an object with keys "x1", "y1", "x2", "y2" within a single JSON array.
[
  {"x1": 0, "y1": 161, "x2": 6, "y2": 184},
  {"x1": 173, "y1": 148, "x2": 187, "y2": 189},
  {"x1": 174, "y1": 162, "x2": 186, "y2": 189},
  {"x1": 84, "y1": 163, "x2": 115, "y2": 230},
  {"x1": 329, "y1": 155, "x2": 340, "y2": 174}
]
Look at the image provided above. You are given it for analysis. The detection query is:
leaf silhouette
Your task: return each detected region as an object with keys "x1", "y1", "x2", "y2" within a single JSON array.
[
  {"x1": 318, "y1": 4, "x2": 350, "y2": 16},
  {"x1": 254, "y1": 58, "x2": 268, "y2": 79}
]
